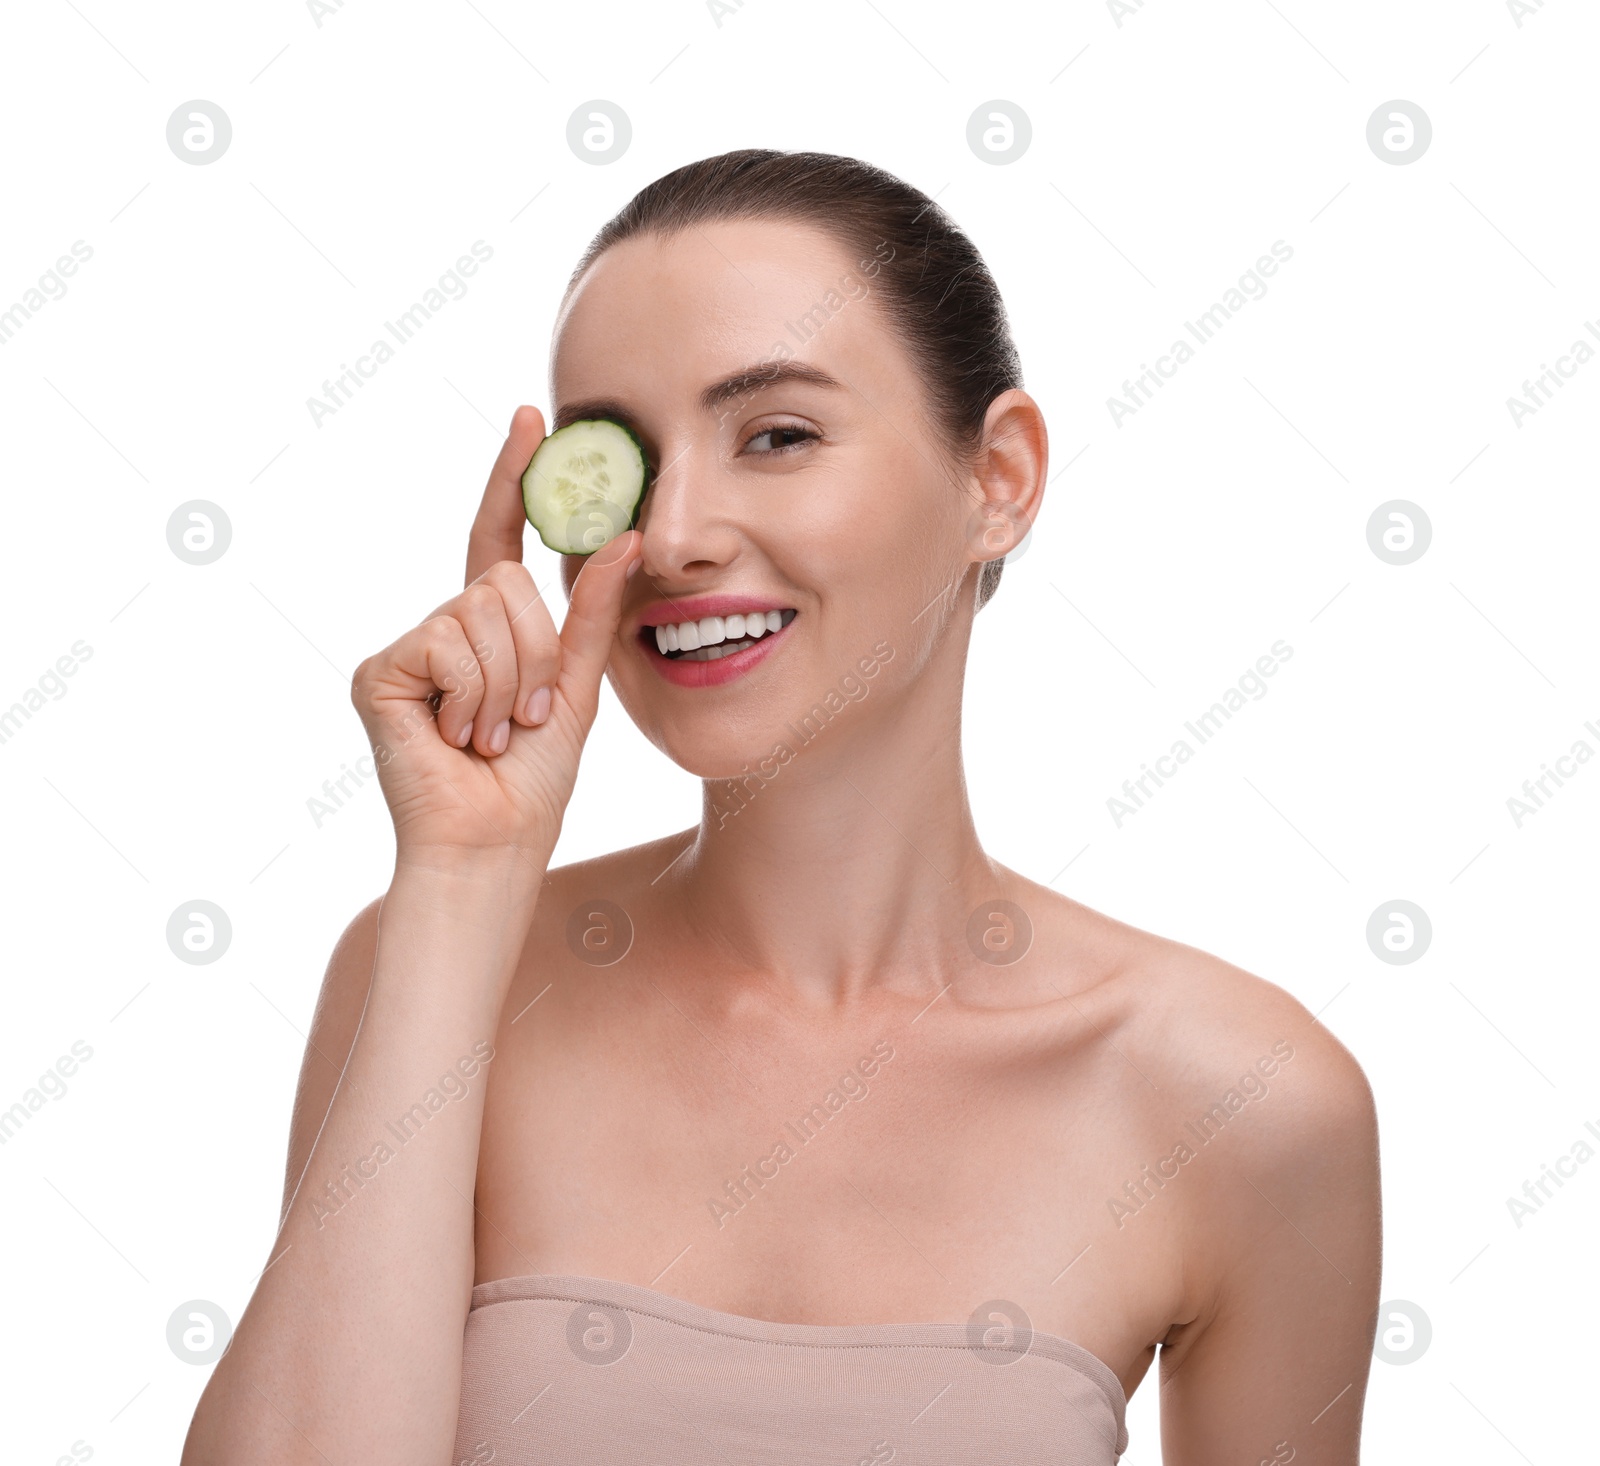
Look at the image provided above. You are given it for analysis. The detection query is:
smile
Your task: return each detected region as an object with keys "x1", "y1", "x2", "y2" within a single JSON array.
[
  {"x1": 651, "y1": 609, "x2": 798, "y2": 660},
  {"x1": 636, "y1": 607, "x2": 799, "y2": 688}
]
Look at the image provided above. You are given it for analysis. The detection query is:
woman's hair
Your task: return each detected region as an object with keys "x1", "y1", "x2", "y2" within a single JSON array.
[{"x1": 565, "y1": 149, "x2": 1024, "y2": 610}]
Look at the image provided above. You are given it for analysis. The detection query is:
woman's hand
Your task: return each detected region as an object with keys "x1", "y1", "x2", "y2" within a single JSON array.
[{"x1": 350, "y1": 405, "x2": 641, "y2": 867}]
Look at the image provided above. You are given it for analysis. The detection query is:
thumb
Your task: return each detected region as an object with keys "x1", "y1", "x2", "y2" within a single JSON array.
[
  {"x1": 465, "y1": 405, "x2": 544, "y2": 586},
  {"x1": 554, "y1": 530, "x2": 642, "y2": 721}
]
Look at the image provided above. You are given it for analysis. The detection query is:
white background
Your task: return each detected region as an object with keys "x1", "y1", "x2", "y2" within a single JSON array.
[{"x1": 2, "y1": 0, "x2": 1595, "y2": 1460}]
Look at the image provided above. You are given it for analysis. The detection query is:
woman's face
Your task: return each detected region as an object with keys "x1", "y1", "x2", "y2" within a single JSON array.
[{"x1": 550, "y1": 218, "x2": 997, "y2": 778}]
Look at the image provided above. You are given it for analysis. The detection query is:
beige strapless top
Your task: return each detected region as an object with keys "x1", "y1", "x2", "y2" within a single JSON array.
[{"x1": 454, "y1": 1273, "x2": 1129, "y2": 1464}]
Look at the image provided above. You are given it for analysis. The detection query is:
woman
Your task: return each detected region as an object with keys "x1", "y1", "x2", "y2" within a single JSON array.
[{"x1": 183, "y1": 150, "x2": 1381, "y2": 1465}]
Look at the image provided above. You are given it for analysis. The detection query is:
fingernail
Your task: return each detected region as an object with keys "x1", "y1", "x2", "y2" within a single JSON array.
[
  {"x1": 456, "y1": 720, "x2": 474, "y2": 748},
  {"x1": 490, "y1": 719, "x2": 511, "y2": 754},
  {"x1": 626, "y1": 555, "x2": 642, "y2": 580},
  {"x1": 526, "y1": 687, "x2": 551, "y2": 725}
]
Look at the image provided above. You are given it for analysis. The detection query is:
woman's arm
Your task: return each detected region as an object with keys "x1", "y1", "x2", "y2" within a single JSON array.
[
  {"x1": 182, "y1": 856, "x2": 539, "y2": 1464},
  {"x1": 1157, "y1": 1021, "x2": 1382, "y2": 1466},
  {"x1": 277, "y1": 894, "x2": 382, "y2": 1236},
  {"x1": 181, "y1": 406, "x2": 644, "y2": 1463}
]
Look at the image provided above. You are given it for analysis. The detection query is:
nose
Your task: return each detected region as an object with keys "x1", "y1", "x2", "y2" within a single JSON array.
[{"x1": 635, "y1": 440, "x2": 740, "y2": 582}]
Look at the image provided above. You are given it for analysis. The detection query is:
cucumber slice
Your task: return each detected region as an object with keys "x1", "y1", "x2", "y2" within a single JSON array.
[{"x1": 521, "y1": 418, "x2": 649, "y2": 555}]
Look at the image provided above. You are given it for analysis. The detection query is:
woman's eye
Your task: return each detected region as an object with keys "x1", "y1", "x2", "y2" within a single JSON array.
[{"x1": 743, "y1": 423, "x2": 817, "y2": 455}]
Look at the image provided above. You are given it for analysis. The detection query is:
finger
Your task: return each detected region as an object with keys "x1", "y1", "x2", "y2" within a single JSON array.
[
  {"x1": 554, "y1": 529, "x2": 642, "y2": 723},
  {"x1": 466, "y1": 404, "x2": 545, "y2": 588},
  {"x1": 446, "y1": 582, "x2": 519, "y2": 757},
  {"x1": 474, "y1": 561, "x2": 562, "y2": 727},
  {"x1": 353, "y1": 616, "x2": 485, "y2": 751}
]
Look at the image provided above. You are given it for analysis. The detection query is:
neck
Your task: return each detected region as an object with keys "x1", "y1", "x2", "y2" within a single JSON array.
[{"x1": 668, "y1": 648, "x2": 1003, "y2": 1007}]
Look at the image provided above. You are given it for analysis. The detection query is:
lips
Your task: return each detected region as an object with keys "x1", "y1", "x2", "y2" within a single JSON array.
[
  {"x1": 636, "y1": 593, "x2": 793, "y2": 629},
  {"x1": 633, "y1": 596, "x2": 799, "y2": 689}
]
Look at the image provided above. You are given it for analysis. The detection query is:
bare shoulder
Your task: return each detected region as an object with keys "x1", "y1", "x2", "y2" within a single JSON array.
[
  {"x1": 1145, "y1": 928, "x2": 1376, "y2": 1166},
  {"x1": 1017, "y1": 872, "x2": 1377, "y2": 1209},
  {"x1": 1143, "y1": 925, "x2": 1372, "y2": 1129},
  {"x1": 1017, "y1": 875, "x2": 1382, "y2": 1355},
  {"x1": 1021, "y1": 872, "x2": 1375, "y2": 1139},
  {"x1": 517, "y1": 828, "x2": 696, "y2": 963},
  {"x1": 1028, "y1": 876, "x2": 1381, "y2": 1333},
  {"x1": 535, "y1": 828, "x2": 695, "y2": 906}
]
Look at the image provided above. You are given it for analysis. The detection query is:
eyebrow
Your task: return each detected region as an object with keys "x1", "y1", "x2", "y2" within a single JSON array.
[{"x1": 553, "y1": 359, "x2": 845, "y2": 433}]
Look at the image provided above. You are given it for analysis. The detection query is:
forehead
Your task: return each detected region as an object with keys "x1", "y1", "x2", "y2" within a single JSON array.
[{"x1": 550, "y1": 218, "x2": 892, "y2": 408}]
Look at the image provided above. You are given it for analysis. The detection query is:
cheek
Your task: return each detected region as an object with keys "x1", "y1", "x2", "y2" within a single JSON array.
[{"x1": 795, "y1": 463, "x2": 943, "y2": 577}]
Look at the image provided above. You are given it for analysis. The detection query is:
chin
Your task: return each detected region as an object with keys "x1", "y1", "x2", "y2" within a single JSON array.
[{"x1": 639, "y1": 715, "x2": 800, "y2": 783}]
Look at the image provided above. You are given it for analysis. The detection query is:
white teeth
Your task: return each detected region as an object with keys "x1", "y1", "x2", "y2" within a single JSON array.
[
  {"x1": 679, "y1": 637, "x2": 758, "y2": 662},
  {"x1": 648, "y1": 609, "x2": 792, "y2": 658}
]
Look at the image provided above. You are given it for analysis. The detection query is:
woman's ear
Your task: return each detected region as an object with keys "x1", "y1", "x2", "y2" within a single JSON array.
[{"x1": 967, "y1": 388, "x2": 1047, "y2": 567}]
